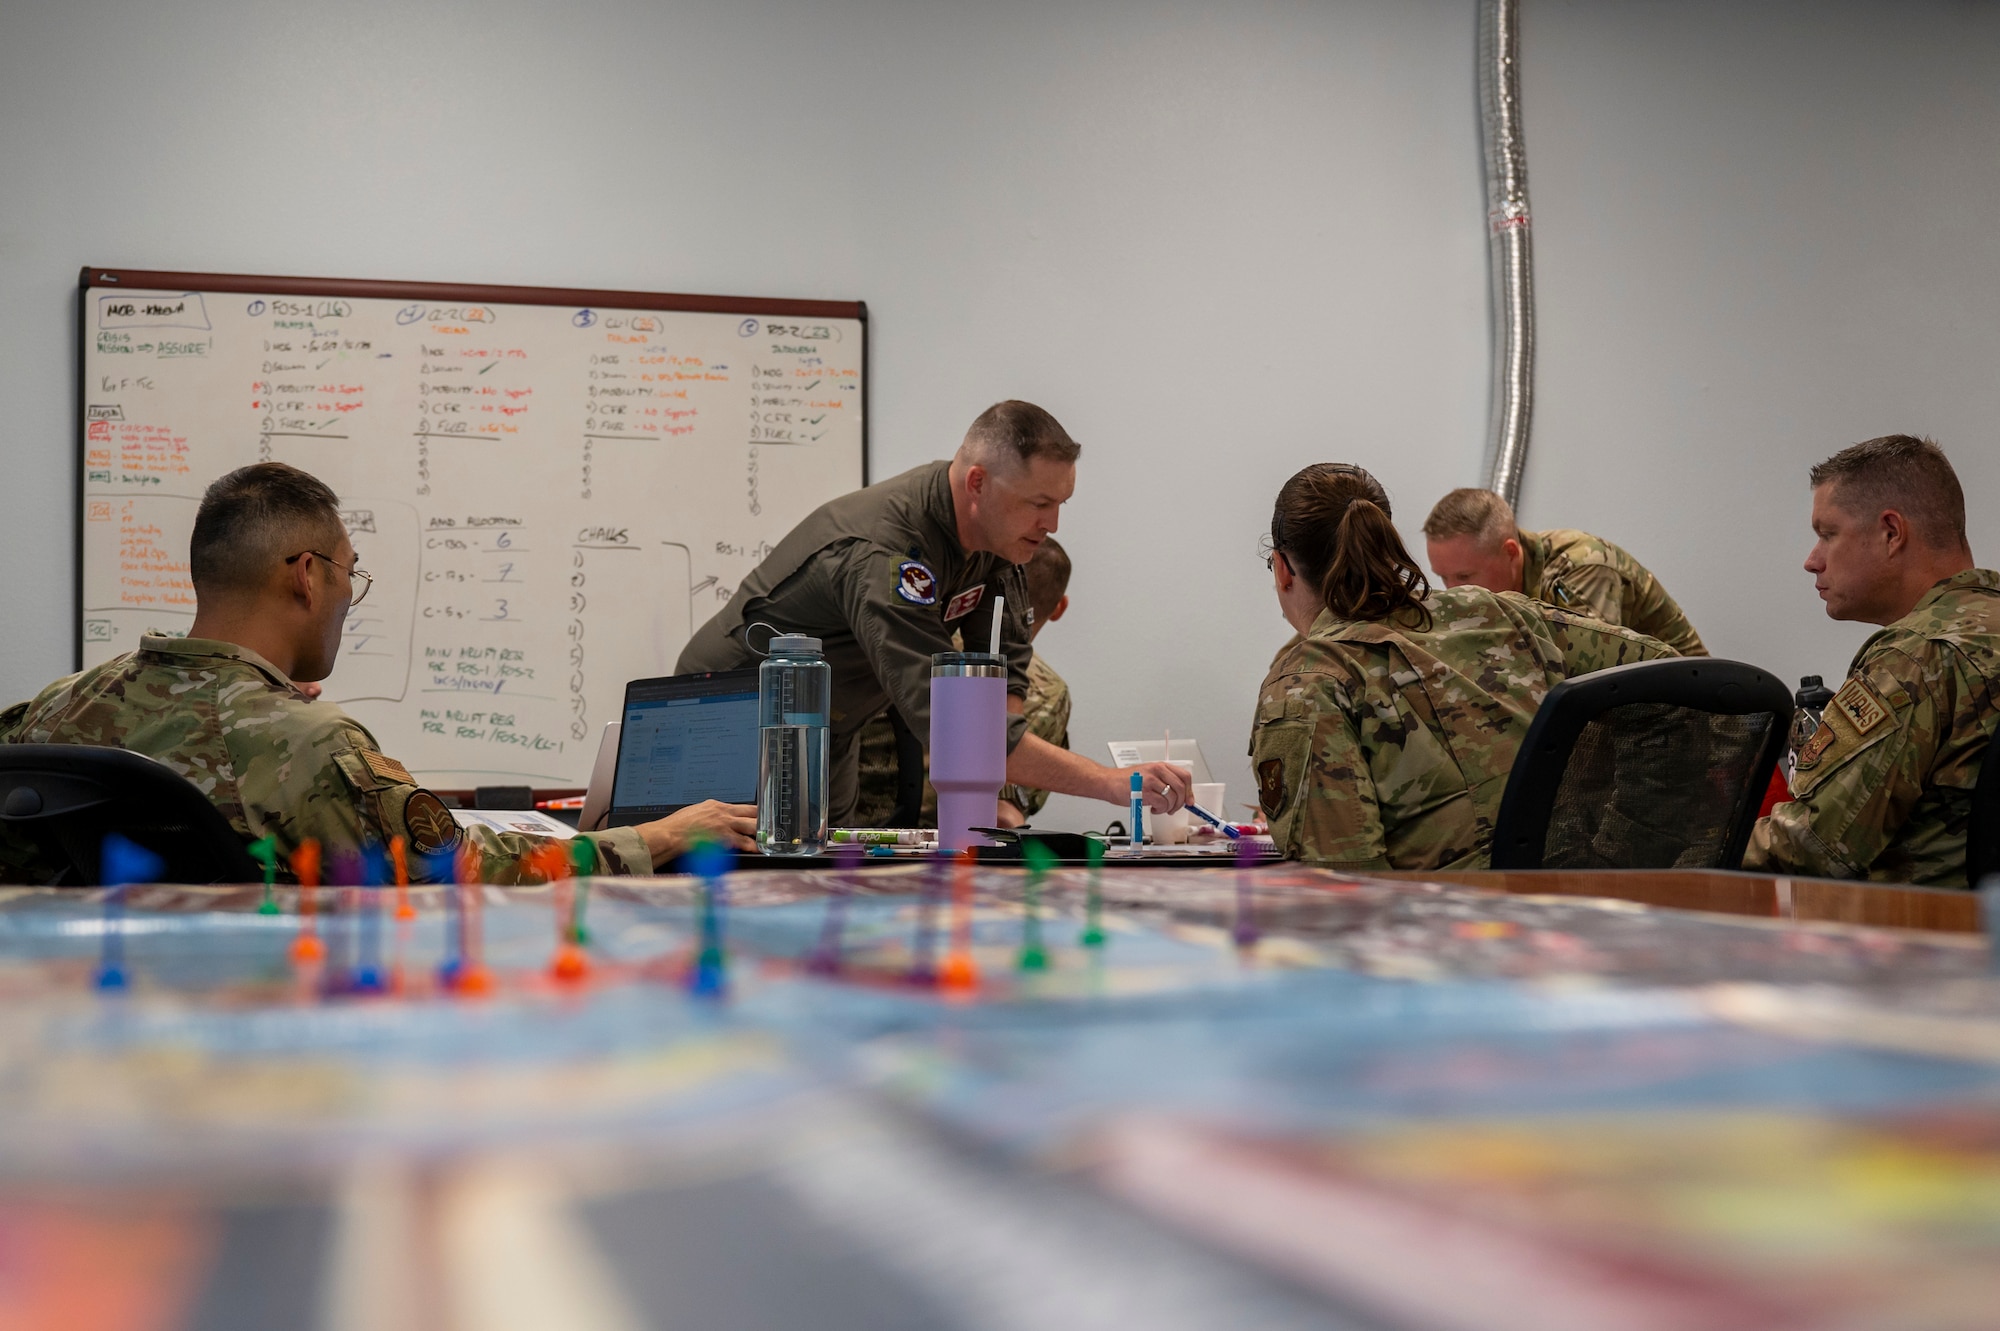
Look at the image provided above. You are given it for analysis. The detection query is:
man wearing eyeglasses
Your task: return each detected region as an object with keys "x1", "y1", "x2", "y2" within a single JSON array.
[{"x1": 1, "y1": 462, "x2": 753, "y2": 883}]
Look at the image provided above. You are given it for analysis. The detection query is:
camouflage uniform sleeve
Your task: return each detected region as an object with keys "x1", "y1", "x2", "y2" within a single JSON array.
[
  {"x1": 999, "y1": 660, "x2": 1070, "y2": 817},
  {"x1": 236, "y1": 717, "x2": 649, "y2": 882},
  {"x1": 1744, "y1": 647, "x2": 1940, "y2": 881},
  {"x1": 1538, "y1": 606, "x2": 1679, "y2": 672},
  {"x1": 0, "y1": 701, "x2": 27, "y2": 744},
  {"x1": 1547, "y1": 563, "x2": 1626, "y2": 626},
  {"x1": 836, "y1": 543, "x2": 1031, "y2": 754},
  {"x1": 1248, "y1": 659, "x2": 1390, "y2": 870}
]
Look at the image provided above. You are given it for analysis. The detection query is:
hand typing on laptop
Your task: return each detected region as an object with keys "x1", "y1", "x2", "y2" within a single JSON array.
[{"x1": 636, "y1": 800, "x2": 759, "y2": 862}]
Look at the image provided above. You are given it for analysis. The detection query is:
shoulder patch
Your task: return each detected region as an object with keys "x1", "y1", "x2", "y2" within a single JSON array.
[
  {"x1": 362, "y1": 750, "x2": 415, "y2": 786},
  {"x1": 404, "y1": 790, "x2": 463, "y2": 857},
  {"x1": 1795, "y1": 724, "x2": 1836, "y2": 771},
  {"x1": 1833, "y1": 677, "x2": 1890, "y2": 735},
  {"x1": 1257, "y1": 757, "x2": 1289, "y2": 819},
  {"x1": 895, "y1": 561, "x2": 939, "y2": 605},
  {"x1": 942, "y1": 584, "x2": 985, "y2": 622}
]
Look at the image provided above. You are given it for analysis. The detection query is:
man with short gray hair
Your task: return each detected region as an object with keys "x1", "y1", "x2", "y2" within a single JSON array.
[
  {"x1": 1746, "y1": 434, "x2": 1998, "y2": 887},
  {"x1": 680, "y1": 400, "x2": 1191, "y2": 824},
  {"x1": 1421, "y1": 488, "x2": 1706, "y2": 656}
]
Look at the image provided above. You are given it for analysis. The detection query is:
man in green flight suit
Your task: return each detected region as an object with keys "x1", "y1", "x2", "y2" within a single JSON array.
[
  {"x1": 679, "y1": 401, "x2": 1189, "y2": 825},
  {"x1": 852, "y1": 534, "x2": 1075, "y2": 828},
  {"x1": 1421, "y1": 488, "x2": 1708, "y2": 656},
  {"x1": 0, "y1": 463, "x2": 755, "y2": 884},
  {"x1": 1745, "y1": 435, "x2": 1998, "y2": 888}
]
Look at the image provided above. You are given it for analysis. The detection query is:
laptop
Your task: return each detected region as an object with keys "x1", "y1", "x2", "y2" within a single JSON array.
[
  {"x1": 1105, "y1": 738, "x2": 1214, "y2": 785},
  {"x1": 606, "y1": 668, "x2": 762, "y2": 828},
  {"x1": 577, "y1": 721, "x2": 621, "y2": 833}
]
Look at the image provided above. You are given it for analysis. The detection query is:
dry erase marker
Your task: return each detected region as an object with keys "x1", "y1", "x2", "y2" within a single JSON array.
[
  {"x1": 1129, "y1": 770, "x2": 1145, "y2": 847},
  {"x1": 1185, "y1": 802, "x2": 1241, "y2": 839},
  {"x1": 831, "y1": 828, "x2": 927, "y2": 846}
]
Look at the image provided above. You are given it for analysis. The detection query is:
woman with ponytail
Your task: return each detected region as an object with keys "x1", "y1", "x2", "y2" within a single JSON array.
[{"x1": 1251, "y1": 464, "x2": 1675, "y2": 869}]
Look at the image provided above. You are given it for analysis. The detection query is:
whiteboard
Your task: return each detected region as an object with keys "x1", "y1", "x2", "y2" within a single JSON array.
[{"x1": 77, "y1": 268, "x2": 865, "y2": 787}]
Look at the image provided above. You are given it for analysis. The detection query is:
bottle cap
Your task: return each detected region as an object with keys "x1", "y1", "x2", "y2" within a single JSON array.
[{"x1": 769, "y1": 634, "x2": 823, "y2": 655}]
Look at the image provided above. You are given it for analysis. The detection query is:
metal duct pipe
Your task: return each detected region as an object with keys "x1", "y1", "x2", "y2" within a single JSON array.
[{"x1": 1479, "y1": 0, "x2": 1535, "y2": 508}]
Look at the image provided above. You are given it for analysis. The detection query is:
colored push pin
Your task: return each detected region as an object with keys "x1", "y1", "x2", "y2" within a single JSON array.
[
  {"x1": 1081, "y1": 836, "x2": 1107, "y2": 948},
  {"x1": 95, "y1": 833, "x2": 162, "y2": 992},
  {"x1": 807, "y1": 844, "x2": 863, "y2": 975},
  {"x1": 289, "y1": 840, "x2": 325, "y2": 964},
  {"x1": 569, "y1": 837, "x2": 597, "y2": 945},
  {"x1": 937, "y1": 848, "x2": 979, "y2": 992},
  {"x1": 533, "y1": 844, "x2": 588, "y2": 983},
  {"x1": 685, "y1": 838, "x2": 733, "y2": 998},
  {"x1": 348, "y1": 844, "x2": 389, "y2": 994},
  {"x1": 1017, "y1": 840, "x2": 1054, "y2": 972},
  {"x1": 249, "y1": 836, "x2": 281, "y2": 915},
  {"x1": 907, "y1": 856, "x2": 943, "y2": 986},
  {"x1": 449, "y1": 841, "x2": 493, "y2": 996},
  {"x1": 390, "y1": 835, "x2": 416, "y2": 921},
  {"x1": 1232, "y1": 834, "x2": 1261, "y2": 949}
]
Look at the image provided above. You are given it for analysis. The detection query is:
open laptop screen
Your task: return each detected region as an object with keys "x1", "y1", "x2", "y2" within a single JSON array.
[{"x1": 608, "y1": 669, "x2": 761, "y2": 825}]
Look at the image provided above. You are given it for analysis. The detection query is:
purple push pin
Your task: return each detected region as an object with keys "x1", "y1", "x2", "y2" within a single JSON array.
[
  {"x1": 1232, "y1": 834, "x2": 1261, "y2": 949},
  {"x1": 807, "y1": 843, "x2": 863, "y2": 974}
]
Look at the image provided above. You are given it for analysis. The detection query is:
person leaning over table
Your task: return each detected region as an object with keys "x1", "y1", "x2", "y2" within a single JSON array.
[
  {"x1": 851, "y1": 534, "x2": 1077, "y2": 829},
  {"x1": 1249, "y1": 463, "x2": 1675, "y2": 871},
  {"x1": 678, "y1": 400, "x2": 1191, "y2": 825},
  {"x1": 1421, "y1": 487, "x2": 1708, "y2": 657},
  {"x1": 1744, "y1": 435, "x2": 1999, "y2": 888},
  {"x1": 0, "y1": 463, "x2": 755, "y2": 885}
]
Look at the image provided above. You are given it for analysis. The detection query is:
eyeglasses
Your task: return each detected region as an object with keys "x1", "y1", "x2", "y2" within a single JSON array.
[{"x1": 286, "y1": 550, "x2": 373, "y2": 606}]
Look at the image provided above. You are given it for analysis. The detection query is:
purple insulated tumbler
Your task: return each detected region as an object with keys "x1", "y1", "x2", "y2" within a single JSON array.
[{"x1": 930, "y1": 651, "x2": 1007, "y2": 852}]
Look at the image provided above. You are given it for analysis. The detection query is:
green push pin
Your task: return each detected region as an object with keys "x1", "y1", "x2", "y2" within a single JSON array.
[
  {"x1": 568, "y1": 837, "x2": 596, "y2": 944},
  {"x1": 1080, "y1": 837, "x2": 1106, "y2": 948},
  {"x1": 249, "y1": 836, "x2": 280, "y2": 915},
  {"x1": 1017, "y1": 840, "x2": 1054, "y2": 972}
]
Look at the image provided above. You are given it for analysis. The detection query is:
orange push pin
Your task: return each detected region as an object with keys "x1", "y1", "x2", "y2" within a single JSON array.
[
  {"x1": 937, "y1": 849, "x2": 979, "y2": 992},
  {"x1": 288, "y1": 840, "x2": 326, "y2": 963},
  {"x1": 390, "y1": 835, "x2": 416, "y2": 921}
]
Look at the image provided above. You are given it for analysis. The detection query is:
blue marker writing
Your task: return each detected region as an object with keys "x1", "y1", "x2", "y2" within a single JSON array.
[
  {"x1": 1129, "y1": 770, "x2": 1145, "y2": 848},
  {"x1": 1185, "y1": 802, "x2": 1242, "y2": 839}
]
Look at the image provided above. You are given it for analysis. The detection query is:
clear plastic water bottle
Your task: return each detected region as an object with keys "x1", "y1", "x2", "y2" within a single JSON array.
[{"x1": 758, "y1": 634, "x2": 830, "y2": 855}]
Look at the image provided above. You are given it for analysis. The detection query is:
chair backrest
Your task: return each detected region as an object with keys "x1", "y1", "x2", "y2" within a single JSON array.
[
  {"x1": 1970, "y1": 738, "x2": 2000, "y2": 886},
  {"x1": 1491, "y1": 658, "x2": 1793, "y2": 871},
  {"x1": 0, "y1": 745, "x2": 261, "y2": 886}
]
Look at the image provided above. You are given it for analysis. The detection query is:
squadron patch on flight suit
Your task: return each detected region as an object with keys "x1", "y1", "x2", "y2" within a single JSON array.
[
  {"x1": 404, "y1": 790, "x2": 464, "y2": 856},
  {"x1": 1833, "y1": 678, "x2": 1889, "y2": 735},
  {"x1": 942, "y1": 584, "x2": 985, "y2": 622},
  {"x1": 896, "y1": 561, "x2": 938, "y2": 605}
]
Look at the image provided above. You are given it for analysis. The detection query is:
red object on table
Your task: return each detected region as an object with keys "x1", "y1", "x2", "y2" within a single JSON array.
[{"x1": 1757, "y1": 767, "x2": 1791, "y2": 818}]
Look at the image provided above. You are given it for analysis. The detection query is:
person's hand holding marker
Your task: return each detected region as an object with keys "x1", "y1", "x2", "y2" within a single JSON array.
[{"x1": 1118, "y1": 760, "x2": 1192, "y2": 813}]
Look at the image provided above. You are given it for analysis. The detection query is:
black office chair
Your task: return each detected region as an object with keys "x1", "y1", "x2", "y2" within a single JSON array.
[
  {"x1": 1969, "y1": 739, "x2": 2000, "y2": 887},
  {"x1": 1490, "y1": 658, "x2": 1793, "y2": 871},
  {"x1": 0, "y1": 745, "x2": 260, "y2": 886}
]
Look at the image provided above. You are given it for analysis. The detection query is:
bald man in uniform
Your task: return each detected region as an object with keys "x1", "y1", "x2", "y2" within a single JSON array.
[
  {"x1": 1746, "y1": 435, "x2": 1998, "y2": 887},
  {"x1": 679, "y1": 400, "x2": 1190, "y2": 824},
  {"x1": 1422, "y1": 488, "x2": 1707, "y2": 656}
]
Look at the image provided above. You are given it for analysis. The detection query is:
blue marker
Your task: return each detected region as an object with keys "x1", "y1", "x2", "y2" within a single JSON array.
[
  {"x1": 1129, "y1": 770, "x2": 1145, "y2": 848},
  {"x1": 1185, "y1": 803, "x2": 1242, "y2": 839}
]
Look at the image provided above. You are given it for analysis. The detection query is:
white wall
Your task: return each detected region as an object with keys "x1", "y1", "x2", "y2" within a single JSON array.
[{"x1": 3, "y1": 0, "x2": 1996, "y2": 829}]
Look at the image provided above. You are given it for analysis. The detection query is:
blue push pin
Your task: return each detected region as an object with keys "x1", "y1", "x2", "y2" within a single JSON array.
[
  {"x1": 96, "y1": 834, "x2": 163, "y2": 992},
  {"x1": 686, "y1": 839, "x2": 734, "y2": 998},
  {"x1": 349, "y1": 844, "x2": 389, "y2": 994}
]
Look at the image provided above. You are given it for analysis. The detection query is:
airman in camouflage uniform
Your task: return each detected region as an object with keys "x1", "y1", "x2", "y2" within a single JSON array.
[
  {"x1": 1745, "y1": 570, "x2": 2000, "y2": 887},
  {"x1": 1519, "y1": 528, "x2": 1708, "y2": 657},
  {"x1": 0, "y1": 635, "x2": 650, "y2": 884},
  {"x1": 1249, "y1": 585, "x2": 1675, "y2": 870}
]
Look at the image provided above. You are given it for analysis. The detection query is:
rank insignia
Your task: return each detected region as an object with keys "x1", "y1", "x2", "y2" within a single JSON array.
[
  {"x1": 405, "y1": 790, "x2": 464, "y2": 856},
  {"x1": 896, "y1": 561, "x2": 939, "y2": 605},
  {"x1": 942, "y1": 584, "x2": 985, "y2": 622}
]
